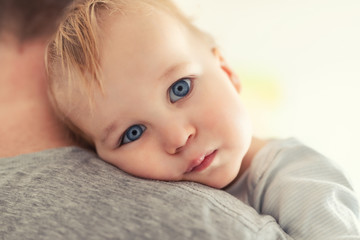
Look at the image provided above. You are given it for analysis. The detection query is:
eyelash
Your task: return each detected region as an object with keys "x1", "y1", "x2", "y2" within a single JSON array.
[{"x1": 117, "y1": 77, "x2": 194, "y2": 147}]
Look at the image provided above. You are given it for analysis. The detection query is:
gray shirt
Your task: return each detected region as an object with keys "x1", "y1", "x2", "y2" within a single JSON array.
[
  {"x1": 226, "y1": 138, "x2": 360, "y2": 239},
  {"x1": 1, "y1": 146, "x2": 291, "y2": 240}
]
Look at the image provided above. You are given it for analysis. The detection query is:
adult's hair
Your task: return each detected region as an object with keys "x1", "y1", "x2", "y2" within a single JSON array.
[{"x1": 0, "y1": 0, "x2": 73, "y2": 41}]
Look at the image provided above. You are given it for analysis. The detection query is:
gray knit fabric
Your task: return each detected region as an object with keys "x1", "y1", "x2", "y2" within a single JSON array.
[
  {"x1": 226, "y1": 138, "x2": 360, "y2": 239},
  {"x1": 1, "y1": 147, "x2": 291, "y2": 240}
]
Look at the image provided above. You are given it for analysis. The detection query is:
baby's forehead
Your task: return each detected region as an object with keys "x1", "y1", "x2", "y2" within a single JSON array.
[
  {"x1": 99, "y1": 11, "x2": 198, "y2": 77},
  {"x1": 55, "y1": 0, "x2": 211, "y2": 115},
  {"x1": 97, "y1": 1, "x2": 206, "y2": 48},
  {"x1": 98, "y1": 2, "x2": 177, "y2": 29}
]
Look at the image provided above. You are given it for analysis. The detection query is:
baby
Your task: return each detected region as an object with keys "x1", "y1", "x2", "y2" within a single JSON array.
[{"x1": 46, "y1": 0, "x2": 360, "y2": 239}]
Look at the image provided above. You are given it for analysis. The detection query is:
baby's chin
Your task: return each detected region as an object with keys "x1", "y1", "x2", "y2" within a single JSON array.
[
  {"x1": 214, "y1": 177, "x2": 238, "y2": 189},
  {"x1": 200, "y1": 172, "x2": 240, "y2": 189}
]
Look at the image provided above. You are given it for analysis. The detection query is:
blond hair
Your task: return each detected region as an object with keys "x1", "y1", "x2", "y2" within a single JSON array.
[{"x1": 46, "y1": 0, "x2": 214, "y2": 148}]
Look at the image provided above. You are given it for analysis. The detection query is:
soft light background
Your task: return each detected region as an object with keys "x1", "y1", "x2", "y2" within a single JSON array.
[{"x1": 174, "y1": 0, "x2": 360, "y2": 199}]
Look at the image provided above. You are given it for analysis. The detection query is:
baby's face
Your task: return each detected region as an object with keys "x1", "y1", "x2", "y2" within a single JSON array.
[{"x1": 74, "y1": 8, "x2": 252, "y2": 188}]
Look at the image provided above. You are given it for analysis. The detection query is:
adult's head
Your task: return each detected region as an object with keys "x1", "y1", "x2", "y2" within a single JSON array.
[
  {"x1": 0, "y1": 0, "x2": 73, "y2": 43},
  {"x1": 0, "y1": 0, "x2": 76, "y2": 157}
]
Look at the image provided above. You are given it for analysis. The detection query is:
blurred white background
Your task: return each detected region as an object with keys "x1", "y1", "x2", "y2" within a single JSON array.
[{"x1": 174, "y1": 0, "x2": 360, "y2": 199}]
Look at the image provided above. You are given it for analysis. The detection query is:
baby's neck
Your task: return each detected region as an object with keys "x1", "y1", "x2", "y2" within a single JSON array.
[
  {"x1": 239, "y1": 137, "x2": 268, "y2": 177},
  {"x1": 223, "y1": 137, "x2": 267, "y2": 189}
]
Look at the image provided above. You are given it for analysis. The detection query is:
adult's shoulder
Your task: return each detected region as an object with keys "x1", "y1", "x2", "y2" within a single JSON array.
[{"x1": 0, "y1": 147, "x2": 291, "y2": 240}]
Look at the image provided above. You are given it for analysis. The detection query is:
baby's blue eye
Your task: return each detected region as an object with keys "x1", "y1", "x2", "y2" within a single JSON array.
[
  {"x1": 121, "y1": 124, "x2": 146, "y2": 145},
  {"x1": 169, "y1": 78, "x2": 191, "y2": 103}
]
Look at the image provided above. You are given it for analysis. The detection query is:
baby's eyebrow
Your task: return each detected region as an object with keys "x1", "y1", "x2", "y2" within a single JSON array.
[{"x1": 158, "y1": 62, "x2": 192, "y2": 82}]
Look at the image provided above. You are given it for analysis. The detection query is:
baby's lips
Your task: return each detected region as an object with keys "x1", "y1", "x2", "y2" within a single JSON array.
[
  {"x1": 186, "y1": 157, "x2": 205, "y2": 173},
  {"x1": 185, "y1": 150, "x2": 215, "y2": 173}
]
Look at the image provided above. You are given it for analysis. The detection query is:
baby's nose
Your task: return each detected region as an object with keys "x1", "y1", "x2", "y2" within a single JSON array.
[
  {"x1": 170, "y1": 132, "x2": 194, "y2": 155},
  {"x1": 160, "y1": 122, "x2": 195, "y2": 155}
]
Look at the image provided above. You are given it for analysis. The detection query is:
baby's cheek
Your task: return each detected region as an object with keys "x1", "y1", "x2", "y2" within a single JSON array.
[{"x1": 210, "y1": 102, "x2": 250, "y2": 143}]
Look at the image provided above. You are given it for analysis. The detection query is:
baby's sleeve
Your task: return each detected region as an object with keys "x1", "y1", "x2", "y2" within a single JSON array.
[{"x1": 246, "y1": 138, "x2": 360, "y2": 239}]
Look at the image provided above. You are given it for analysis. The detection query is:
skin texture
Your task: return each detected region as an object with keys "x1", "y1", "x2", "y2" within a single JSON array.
[
  {"x1": 0, "y1": 0, "x2": 76, "y2": 158},
  {"x1": 66, "y1": 8, "x2": 258, "y2": 189},
  {"x1": 0, "y1": 37, "x2": 75, "y2": 158}
]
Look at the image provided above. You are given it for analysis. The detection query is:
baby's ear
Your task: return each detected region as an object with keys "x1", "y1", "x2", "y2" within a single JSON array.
[{"x1": 212, "y1": 48, "x2": 241, "y2": 93}]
